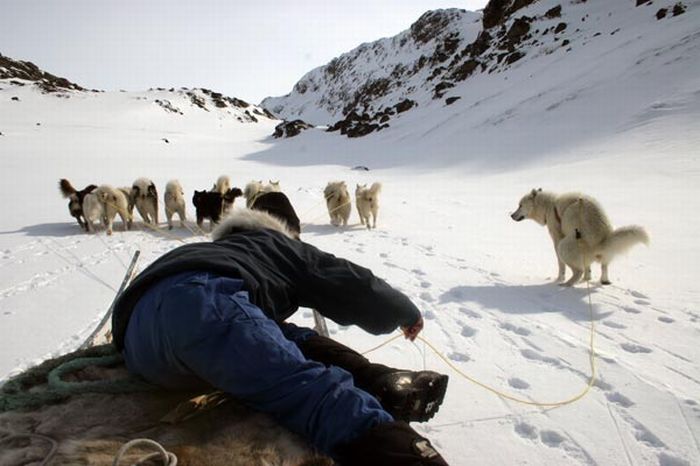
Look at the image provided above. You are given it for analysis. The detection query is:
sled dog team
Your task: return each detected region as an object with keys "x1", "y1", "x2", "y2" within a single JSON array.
[
  {"x1": 59, "y1": 177, "x2": 384, "y2": 235},
  {"x1": 61, "y1": 178, "x2": 648, "y2": 286}
]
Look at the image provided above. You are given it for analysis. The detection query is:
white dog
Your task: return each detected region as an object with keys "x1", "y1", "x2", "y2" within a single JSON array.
[
  {"x1": 324, "y1": 181, "x2": 352, "y2": 227},
  {"x1": 164, "y1": 179, "x2": 187, "y2": 229},
  {"x1": 82, "y1": 192, "x2": 104, "y2": 233},
  {"x1": 511, "y1": 189, "x2": 649, "y2": 286},
  {"x1": 355, "y1": 182, "x2": 382, "y2": 229},
  {"x1": 262, "y1": 180, "x2": 281, "y2": 193},
  {"x1": 213, "y1": 175, "x2": 231, "y2": 195},
  {"x1": 244, "y1": 180, "x2": 264, "y2": 207},
  {"x1": 130, "y1": 177, "x2": 159, "y2": 226},
  {"x1": 94, "y1": 185, "x2": 131, "y2": 235}
]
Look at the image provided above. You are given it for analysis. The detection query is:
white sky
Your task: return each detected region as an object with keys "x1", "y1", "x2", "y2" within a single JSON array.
[{"x1": 1, "y1": 0, "x2": 488, "y2": 104}]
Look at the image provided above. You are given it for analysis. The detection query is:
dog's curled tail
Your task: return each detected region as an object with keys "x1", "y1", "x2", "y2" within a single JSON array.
[
  {"x1": 600, "y1": 225, "x2": 649, "y2": 259},
  {"x1": 369, "y1": 182, "x2": 382, "y2": 195},
  {"x1": 59, "y1": 178, "x2": 77, "y2": 198}
]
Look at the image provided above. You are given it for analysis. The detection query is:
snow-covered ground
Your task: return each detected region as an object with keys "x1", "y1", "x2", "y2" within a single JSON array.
[{"x1": 1, "y1": 1, "x2": 699, "y2": 462}]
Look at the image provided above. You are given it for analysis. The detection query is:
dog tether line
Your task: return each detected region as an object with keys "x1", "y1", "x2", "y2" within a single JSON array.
[{"x1": 362, "y1": 216, "x2": 598, "y2": 408}]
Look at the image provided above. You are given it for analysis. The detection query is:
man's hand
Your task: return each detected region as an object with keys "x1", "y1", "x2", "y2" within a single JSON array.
[{"x1": 401, "y1": 316, "x2": 424, "y2": 342}]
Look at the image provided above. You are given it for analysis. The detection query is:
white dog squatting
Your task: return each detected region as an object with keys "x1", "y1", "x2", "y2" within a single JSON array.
[{"x1": 511, "y1": 189, "x2": 649, "y2": 286}]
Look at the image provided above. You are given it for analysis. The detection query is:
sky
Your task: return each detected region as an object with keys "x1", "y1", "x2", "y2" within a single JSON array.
[{"x1": 1, "y1": 0, "x2": 488, "y2": 104}]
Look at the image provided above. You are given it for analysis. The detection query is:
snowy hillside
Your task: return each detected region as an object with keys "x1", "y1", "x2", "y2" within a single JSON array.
[
  {"x1": 1, "y1": 1, "x2": 700, "y2": 464},
  {"x1": 262, "y1": 0, "x2": 700, "y2": 148}
]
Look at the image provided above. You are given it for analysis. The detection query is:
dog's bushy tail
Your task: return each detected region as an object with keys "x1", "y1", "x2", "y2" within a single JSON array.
[
  {"x1": 369, "y1": 182, "x2": 382, "y2": 196},
  {"x1": 59, "y1": 179, "x2": 77, "y2": 198},
  {"x1": 599, "y1": 226, "x2": 649, "y2": 259}
]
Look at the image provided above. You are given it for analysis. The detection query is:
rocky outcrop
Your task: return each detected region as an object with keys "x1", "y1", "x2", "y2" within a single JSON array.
[
  {"x1": 0, "y1": 53, "x2": 86, "y2": 93},
  {"x1": 273, "y1": 120, "x2": 314, "y2": 138}
]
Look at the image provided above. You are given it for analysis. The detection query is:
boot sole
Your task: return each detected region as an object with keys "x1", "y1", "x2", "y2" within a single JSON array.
[{"x1": 392, "y1": 374, "x2": 449, "y2": 423}]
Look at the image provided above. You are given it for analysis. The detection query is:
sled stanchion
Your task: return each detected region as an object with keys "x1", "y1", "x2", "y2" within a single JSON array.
[
  {"x1": 80, "y1": 250, "x2": 141, "y2": 350},
  {"x1": 312, "y1": 309, "x2": 330, "y2": 337}
]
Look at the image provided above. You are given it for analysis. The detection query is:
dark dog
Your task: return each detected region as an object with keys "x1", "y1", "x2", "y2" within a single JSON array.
[
  {"x1": 223, "y1": 187, "x2": 243, "y2": 213},
  {"x1": 59, "y1": 179, "x2": 97, "y2": 231},
  {"x1": 193, "y1": 190, "x2": 223, "y2": 230},
  {"x1": 250, "y1": 192, "x2": 301, "y2": 239}
]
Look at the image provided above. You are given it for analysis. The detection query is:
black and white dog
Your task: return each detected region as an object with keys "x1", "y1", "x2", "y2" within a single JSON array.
[
  {"x1": 130, "y1": 177, "x2": 159, "y2": 225},
  {"x1": 59, "y1": 179, "x2": 97, "y2": 231}
]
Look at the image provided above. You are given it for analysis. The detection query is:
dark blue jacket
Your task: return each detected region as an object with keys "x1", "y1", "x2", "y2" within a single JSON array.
[{"x1": 112, "y1": 227, "x2": 420, "y2": 350}]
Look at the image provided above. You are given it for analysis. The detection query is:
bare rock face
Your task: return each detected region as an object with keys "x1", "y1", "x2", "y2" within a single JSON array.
[{"x1": 273, "y1": 120, "x2": 314, "y2": 138}]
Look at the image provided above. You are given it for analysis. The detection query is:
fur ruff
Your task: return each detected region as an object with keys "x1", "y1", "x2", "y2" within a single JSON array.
[{"x1": 212, "y1": 209, "x2": 295, "y2": 241}]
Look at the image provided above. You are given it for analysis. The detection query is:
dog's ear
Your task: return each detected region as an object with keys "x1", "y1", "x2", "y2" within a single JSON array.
[
  {"x1": 531, "y1": 188, "x2": 538, "y2": 197},
  {"x1": 537, "y1": 188, "x2": 542, "y2": 192}
]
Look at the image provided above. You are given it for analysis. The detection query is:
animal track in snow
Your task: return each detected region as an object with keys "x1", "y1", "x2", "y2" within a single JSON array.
[
  {"x1": 657, "y1": 452, "x2": 691, "y2": 466},
  {"x1": 411, "y1": 268, "x2": 426, "y2": 276},
  {"x1": 460, "y1": 325, "x2": 478, "y2": 338},
  {"x1": 606, "y1": 391, "x2": 634, "y2": 408},
  {"x1": 603, "y1": 320, "x2": 627, "y2": 329},
  {"x1": 622, "y1": 306, "x2": 642, "y2": 314},
  {"x1": 620, "y1": 343, "x2": 652, "y2": 354},
  {"x1": 628, "y1": 290, "x2": 649, "y2": 300},
  {"x1": 419, "y1": 292, "x2": 434, "y2": 302},
  {"x1": 379, "y1": 252, "x2": 388, "y2": 258},
  {"x1": 540, "y1": 430, "x2": 566, "y2": 447},
  {"x1": 449, "y1": 352, "x2": 470, "y2": 362},
  {"x1": 658, "y1": 316, "x2": 675, "y2": 323},
  {"x1": 520, "y1": 349, "x2": 563, "y2": 368},
  {"x1": 508, "y1": 377, "x2": 530, "y2": 390},
  {"x1": 458, "y1": 307, "x2": 481, "y2": 319},
  {"x1": 419, "y1": 281, "x2": 431, "y2": 289},
  {"x1": 634, "y1": 299, "x2": 651, "y2": 306},
  {"x1": 423, "y1": 310, "x2": 436, "y2": 320},
  {"x1": 514, "y1": 422, "x2": 538, "y2": 440},
  {"x1": 500, "y1": 322, "x2": 531, "y2": 336}
]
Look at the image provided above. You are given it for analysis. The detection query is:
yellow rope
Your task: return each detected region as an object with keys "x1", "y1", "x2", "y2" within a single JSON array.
[{"x1": 361, "y1": 210, "x2": 598, "y2": 409}]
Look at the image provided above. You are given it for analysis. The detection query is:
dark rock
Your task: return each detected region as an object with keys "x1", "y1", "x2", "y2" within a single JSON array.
[
  {"x1": 636, "y1": 0, "x2": 652, "y2": 5},
  {"x1": 545, "y1": 5, "x2": 562, "y2": 18},
  {"x1": 505, "y1": 51, "x2": 525, "y2": 64},
  {"x1": 379, "y1": 114, "x2": 390, "y2": 123},
  {"x1": 469, "y1": 31, "x2": 492, "y2": 57},
  {"x1": 554, "y1": 22, "x2": 567, "y2": 33},
  {"x1": 482, "y1": 0, "x2": 537, "y2": 29},
  {"x1": 656, "y1": 8, "x2": 667, "y2": 19},
  {"x1": 445, "y1": 96, "x2": 461, "y2": 105},
  {"x1": 273, "y1": 120, "x2": 313, "y2": 138},
  {"x1": 449, "y1": 59, "x2": 479, "y2": 82},
  {"x1": 410, "y1": 10, "x2": 458, "y2": 43},
  {"x1": 394, "y1": 99, "x2": 416, "y2": 113},
  {"x1": 11, "y1": 96, "x2": 19, "y2": 101},
  {"x1": 562, "y1": 39, "x2": 570, "y2": 47},
  {"x1": 507, "y1": 17, "x2": 531, "y2": 40},
  {"x1": 162, "y1": 138, "x2": 170, "y2": 144},
  {"x1": 673, "y1": 2, "x2": 686, "y2": 15},
  {"x1": 352, "y1": 166, "x2": 370, "y2": 171}
]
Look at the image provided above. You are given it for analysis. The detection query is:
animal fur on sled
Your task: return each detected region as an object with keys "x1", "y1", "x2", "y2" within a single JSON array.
[{"x1": 0, "y1": 348, "x2": 331, "y2": 466}]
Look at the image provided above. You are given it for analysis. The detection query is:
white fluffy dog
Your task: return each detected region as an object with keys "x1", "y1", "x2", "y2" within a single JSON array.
[
  {"x1": 130, "y1": 177, "x2": 159, "y2": 225},
  {"x1": 263, "y1": 180, "x2": 281, "y2": 193},
  {"x1": 82, "y1": 192, "x2": 104, "y2": 233},
  {"x1": 94, "y1": 185, "x2": 131, "y2": 235},
  {"x1": 164, "y1": 179, "x2": 187, "y2": 229},
  {"x1": 213, "y1": 175, "x2": 231, "y2": 195},
  {"x1": 244, "y1": 180, "x2": 264, "y2": 208},
  {"x1": 324, "y1": 181, "x2": 352, "y2": 227},
  {"x1": 511, "y1": 189, "x2": 649, "y2": 286},
  {"x1": 355, "y1": 182, "x2": 382, "y2": 229}
]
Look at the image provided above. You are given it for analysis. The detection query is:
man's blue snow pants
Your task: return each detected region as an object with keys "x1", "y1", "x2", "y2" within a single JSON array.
[{"x1": 122, "y1": 271, "x2": 393, "y2": 456}]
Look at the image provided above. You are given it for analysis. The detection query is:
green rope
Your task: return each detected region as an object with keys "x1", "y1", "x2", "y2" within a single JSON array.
[{"x1": 1, "y1": 344, "x2": 157, "y2": 413}]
